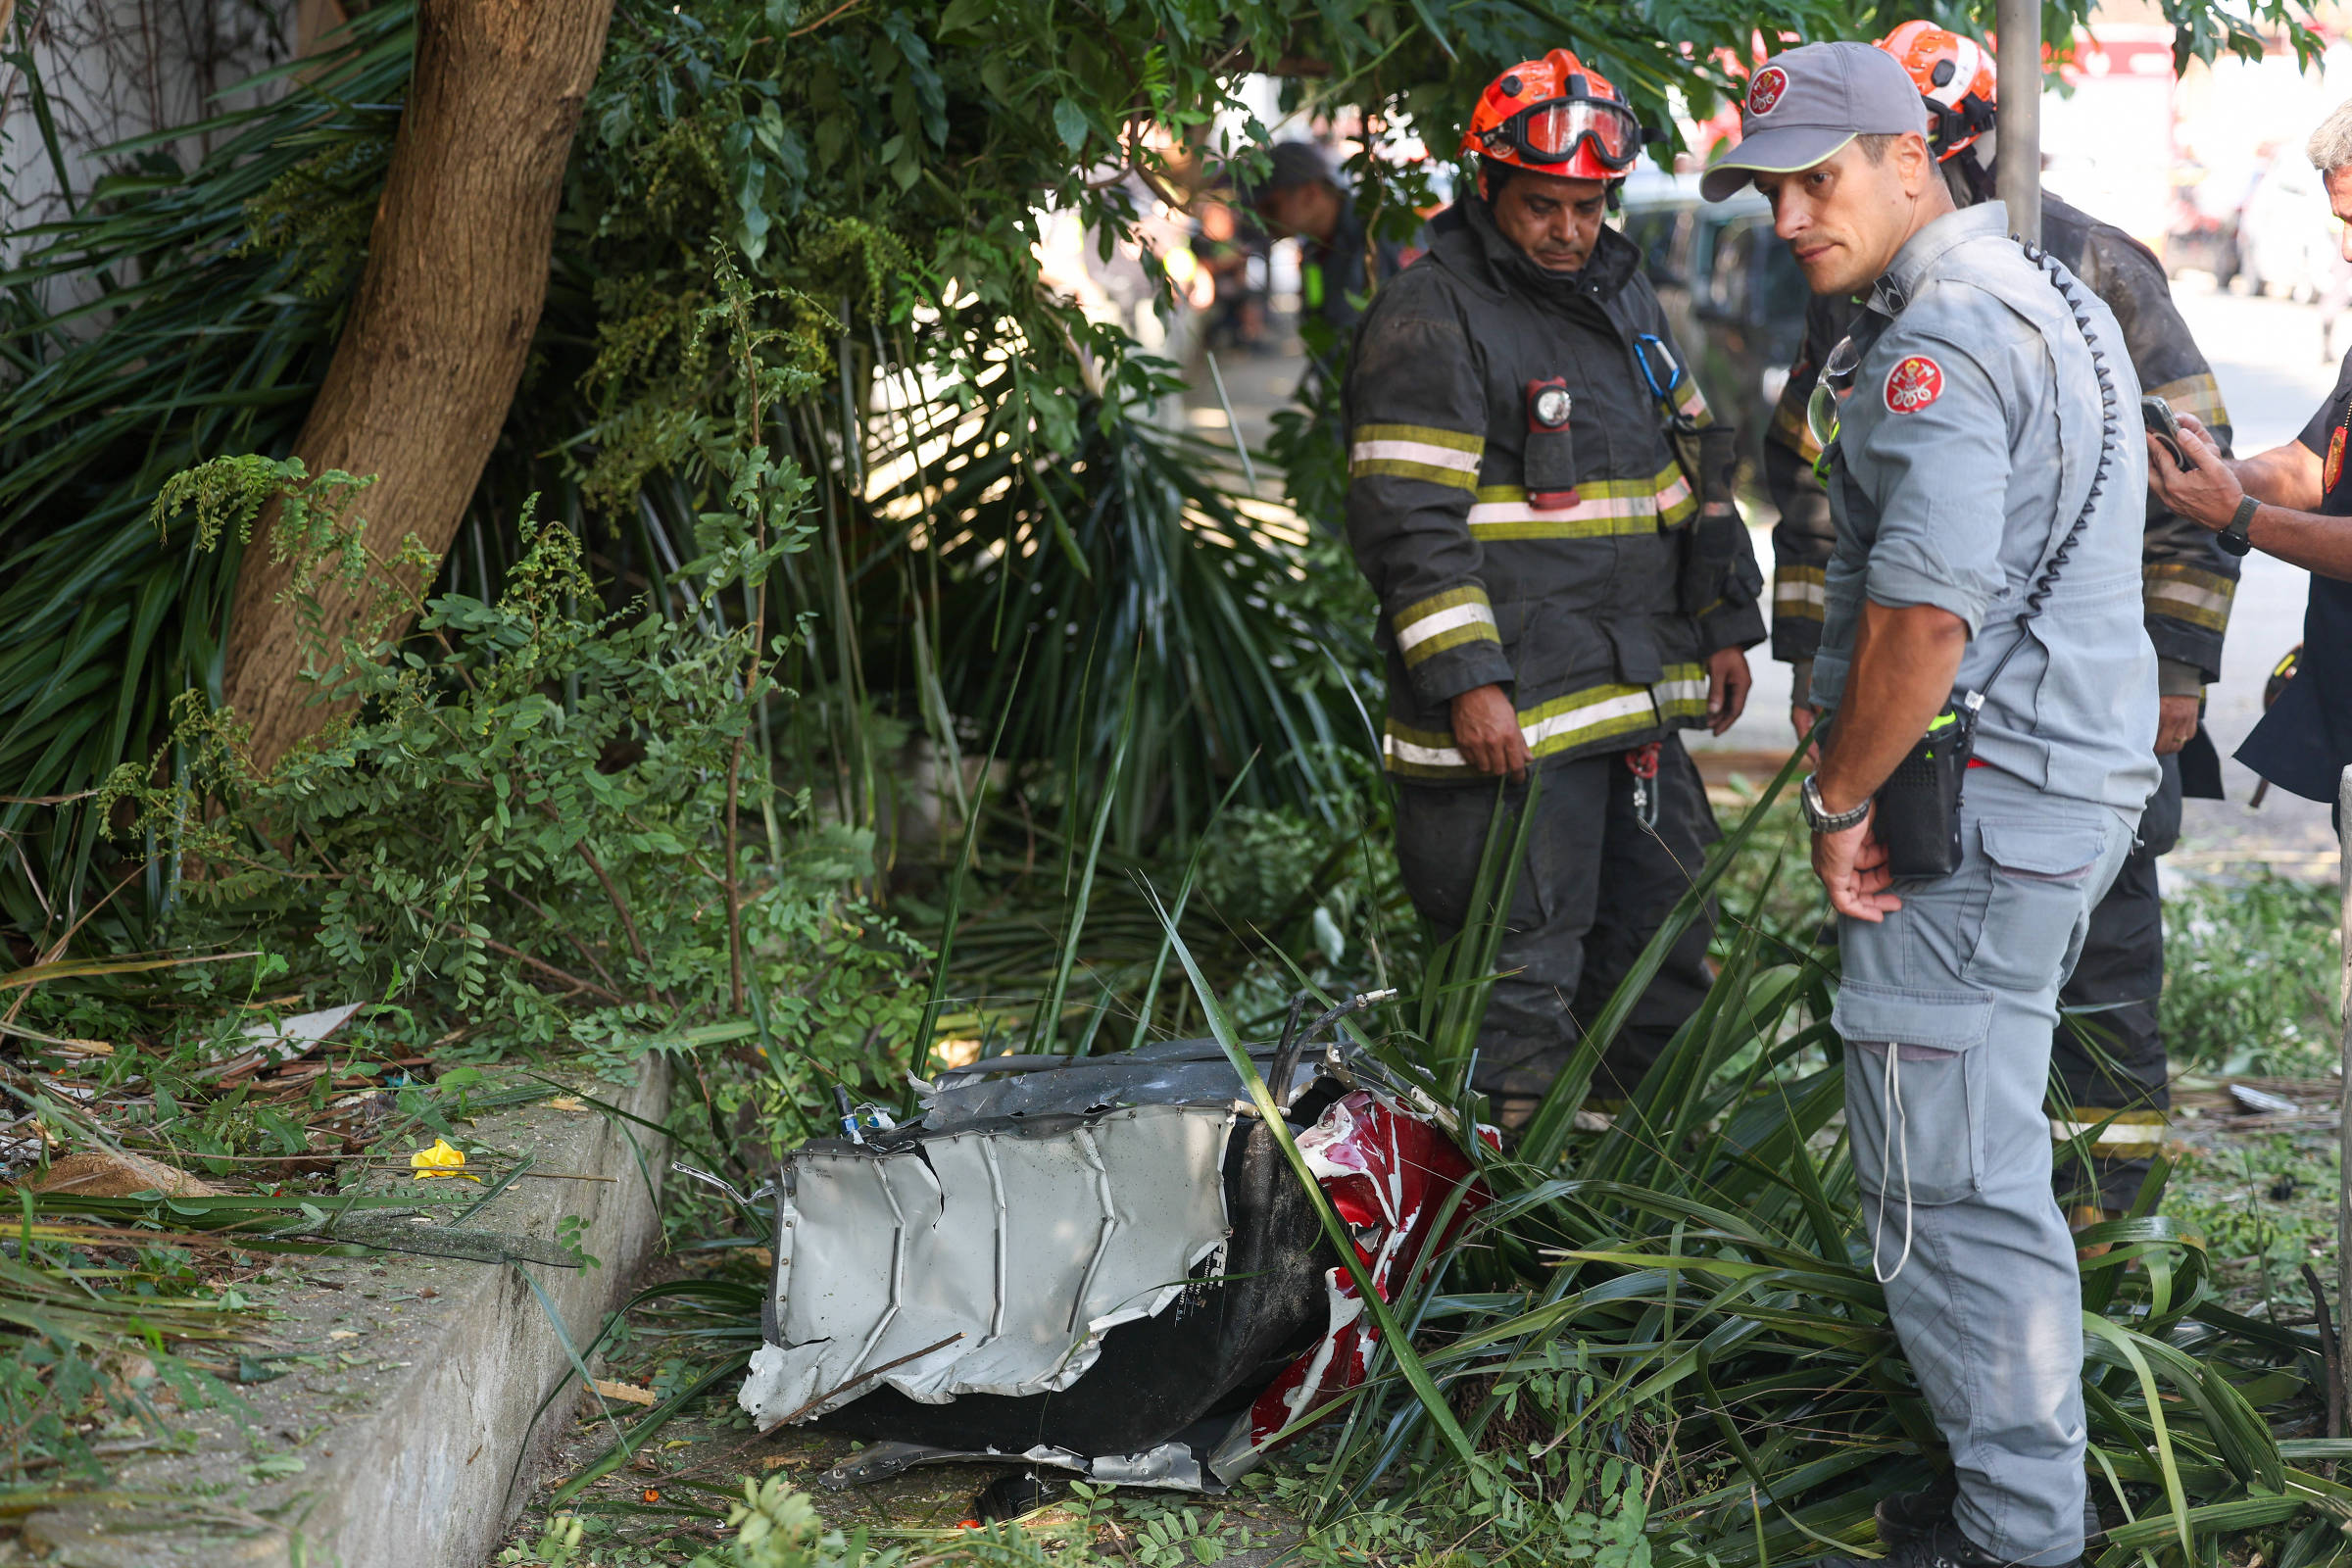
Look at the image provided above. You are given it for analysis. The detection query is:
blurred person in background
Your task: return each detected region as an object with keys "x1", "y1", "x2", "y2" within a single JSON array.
[
  {"x1": 1759, "y1": 23, "x2": 2240, "y2": 1234},
  {"x1": 1246, "y1": 139, "x2": 1404, "y2": 382},
  {"x1": 2146, "y1": 98, "x2": 2352, "y2": 814},
  {"x1": 1344, "y1": 49, "x2": 1764, "y2": 1131},
  {"x1": 1192, "y1": 197, "x2": 1269, "y2": 353}
]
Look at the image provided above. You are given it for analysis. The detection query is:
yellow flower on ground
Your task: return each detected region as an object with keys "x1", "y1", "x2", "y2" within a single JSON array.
[{"x1": 410, "y1": 1138, "x2": 480, "y2": 1182}]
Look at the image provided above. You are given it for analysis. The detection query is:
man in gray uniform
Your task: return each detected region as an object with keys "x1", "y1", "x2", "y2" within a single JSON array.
[
  {"x1": 1761, "y1": 26, "x2": 2239, "y2": 1224},
  {"x1": 1705, "y1": 42, "x2": 2155, "y2": 1568}
]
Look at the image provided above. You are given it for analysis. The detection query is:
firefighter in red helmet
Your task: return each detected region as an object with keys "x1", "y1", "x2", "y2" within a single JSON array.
[
  {"x1": 1760, "y1": 25, "x2": 2239, "y2": 1245},
  {"x1": 1343, "y1": 49, "x2": 1765, "y2": 1131}
]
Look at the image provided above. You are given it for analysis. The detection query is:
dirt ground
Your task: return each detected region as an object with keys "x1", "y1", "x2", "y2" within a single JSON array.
[{"x1": 496, "y1": 1344, "x2": 1316, "y2": 1566}]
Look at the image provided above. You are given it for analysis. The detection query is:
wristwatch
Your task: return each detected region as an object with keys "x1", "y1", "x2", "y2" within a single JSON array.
[
  {"x1": 1801, "y1": 774, "x2": 1870, "y2": 834},
  {"x1": 2216, "y1": 495, "x2": 2258, "y2": 558}
]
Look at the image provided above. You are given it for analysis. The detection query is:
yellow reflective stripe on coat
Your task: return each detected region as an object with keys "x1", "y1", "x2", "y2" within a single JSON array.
[
  {"x1": 1349, "y1": 422, "x2": 1484, "y2": 490},
  {"x1": 1381, "y1": 665, "x2": 1706, "y2": 776},
  {"x1": 1774, "y1": 564, "x2": 1827, "y2": 624},
  {"x1": 1770, "y1": 386, "x2": 1821, "y2": 462},
  {"x1": 2142, "y1": 563, "x2": 2234, "y2": 631},
  {"x1": 1464, "y1": 466, "x2": 1693, "y2": 538},
  {"x1": 1393, "y1": 585, "x2": 1499, "y2": 667},
  {"x1": 1673, "y1": 376, "x2": 1712, "y2": 426},
  {"x1": 2144, "y1": 372, "x2": 2230, "y2": 432},
  {"x1": 2048, "y1": 1106, "x2": 2167, "y2": 1157}
]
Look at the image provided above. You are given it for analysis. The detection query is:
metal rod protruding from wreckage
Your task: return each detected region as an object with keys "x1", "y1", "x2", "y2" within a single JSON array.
[
  {"x1": 1268, "y1": 989, "x2": 1400, "y2": 1110},
  {"x1": 1996, "y1": 0, "x2": 2041, "y2": 247}
]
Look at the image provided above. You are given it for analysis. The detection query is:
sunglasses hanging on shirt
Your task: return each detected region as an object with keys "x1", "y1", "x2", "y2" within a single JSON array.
[{"x1": 1806, "y1": 334, "x2": 1863, "y2": 474}]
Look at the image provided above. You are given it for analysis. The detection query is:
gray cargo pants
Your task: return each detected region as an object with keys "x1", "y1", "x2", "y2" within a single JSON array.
[{"x1": 1833, "y1": 765, "x2": 2135, "y2": 1567}]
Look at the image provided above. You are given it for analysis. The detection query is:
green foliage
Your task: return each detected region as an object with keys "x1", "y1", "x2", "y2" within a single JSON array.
[
  {"x1": 122, "y1": 457, "x2": 924, "y2": 1136},
  {"x1": 1708, "y1": 789, "x2": 1825, "y2": 958},
  {"x1": 2164, "y1": 1131, "x2": 2340, "y2": 1309},
  {"x1": 15, "y1": 0, "x2": 2328, "y2": 948},
  {"x1": 0, "y1": 5, "x2": 413, "y2": 940},
  {"x1": 235, "y1": 135, "x2": 395, "y2": 299},
  {"x1": 0, "y1": 1219, "x2": 250, "y2": 1485},
  {"x1": 907, "y1": 750, "x2": 1414, "y2": 1058},
  {"x1": 1263, "y1": 1456, "x2": 1654, "y2": 1568},
  {"x1": 2159, "y1": 871, "x2": 2339, "y2": 1076},
  {"x1": 1141, "y1": 760, "x2": 2342, "y2": 1568},
  {"x1": 689, "y1": 1480, "x2": 873, "y2": 1568}
]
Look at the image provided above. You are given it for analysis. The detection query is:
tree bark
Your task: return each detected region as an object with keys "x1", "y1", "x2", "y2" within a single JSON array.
[{"x1": 221, "y1": 0, "x2": 614, "y2": 772}]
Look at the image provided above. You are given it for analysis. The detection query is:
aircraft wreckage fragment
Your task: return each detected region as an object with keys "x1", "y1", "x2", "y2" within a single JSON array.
[{"x1": 734, "y1": 1004, "x2": 1492, "y2": 1492}]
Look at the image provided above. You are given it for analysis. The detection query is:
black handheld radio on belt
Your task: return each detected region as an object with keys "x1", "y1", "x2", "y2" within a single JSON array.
[{"x1": 1871, "y1": 240, "x2": 2124, "y2": 878}]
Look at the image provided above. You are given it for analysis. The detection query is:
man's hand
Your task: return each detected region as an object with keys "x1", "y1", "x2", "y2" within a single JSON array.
[
  {"x1": 1812, "y1": 806, "x2": 1902, "y2": 922},
  {"x1": 2146, "y1": 415, "x2": 2246, "y2": 531},
  {"x1": 1451, "y1": 683, "x2": 1531, "y2": 781},
  {"x1": 1705, "y1": 647, "x2": 1751, "y2": 735},
  {"x1": 2155, "y1": 694, "x2": 2199, "y2": 756},
  {"x1": 1789, "y1": 704, "x2": 1822, "y2": 766}
]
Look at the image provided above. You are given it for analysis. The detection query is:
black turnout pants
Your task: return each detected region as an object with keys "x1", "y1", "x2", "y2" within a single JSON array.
[
  {"x1": 1392, "y1": 737, "x2": 1720, "y2": 1126},
  {"x1": 2050, "y1": 754, "x2": 2180, "y2": 1213}
]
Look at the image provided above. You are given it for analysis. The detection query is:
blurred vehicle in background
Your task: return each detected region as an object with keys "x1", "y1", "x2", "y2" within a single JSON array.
[
  {"x1": 2164, "y1": 161, "x2": 2240, "y2": 285},
  {"x1": 2237, "y1": 148, "x2": 2343, "y2": 302},
  {"x1": 1616, "y1": 170, "x2": 1810, "y2": 478}
]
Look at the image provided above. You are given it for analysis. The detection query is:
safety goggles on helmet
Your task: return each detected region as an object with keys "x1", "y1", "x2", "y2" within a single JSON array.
[{"x1": 1477, "y1": 94, "x2": 1642, "y2": 171}]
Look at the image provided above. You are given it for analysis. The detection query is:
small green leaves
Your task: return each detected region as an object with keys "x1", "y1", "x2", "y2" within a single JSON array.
[{"x1": 1053, "y1": 97, "x2": 1089, "y2": 154}]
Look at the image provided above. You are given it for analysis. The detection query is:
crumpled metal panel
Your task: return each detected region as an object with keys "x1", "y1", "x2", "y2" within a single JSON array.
[
  {"x1": 740, "y1": 1102, "x2": 1233, "y2": 1429},
  {"x1": 923, "y1": 1038, "x2": 1320, "y2": 1125}
]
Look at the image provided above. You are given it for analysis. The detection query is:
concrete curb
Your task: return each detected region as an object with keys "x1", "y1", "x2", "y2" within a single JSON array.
[{"x1": 22, "y1": 1061, "x2": 671, "y2": 1568}]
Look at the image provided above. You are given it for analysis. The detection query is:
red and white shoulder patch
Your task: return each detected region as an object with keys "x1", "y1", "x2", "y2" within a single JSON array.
[
  {"x1": 1746, "y1": 66, "x2": 1788, "y2": 116},
  {"x1": 1885, "y1": 355, "x2": 1943, "y2": 415}
]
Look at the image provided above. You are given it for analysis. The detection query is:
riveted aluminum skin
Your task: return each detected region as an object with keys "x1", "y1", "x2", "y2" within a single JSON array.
[{"x1": 741, "y1": 1102, "x2": 1235, "y2": 1423}]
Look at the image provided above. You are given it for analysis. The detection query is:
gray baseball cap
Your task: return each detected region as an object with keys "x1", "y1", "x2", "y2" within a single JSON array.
[
  {"x1": 1239, "y1": 141, "x2": 1341, "y2": 205},
  {"x1": 1699, "y1": 41, "x2": 1930, "y2": 202}
]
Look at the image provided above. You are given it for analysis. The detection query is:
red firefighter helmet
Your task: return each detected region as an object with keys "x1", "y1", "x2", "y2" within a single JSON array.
[
  {"x1": 1877, "y1": 21, "x2": 1998, "y2": 161},
  {"x1": 1460, "y1": 49, "x2": 1642, "y2": 180}
]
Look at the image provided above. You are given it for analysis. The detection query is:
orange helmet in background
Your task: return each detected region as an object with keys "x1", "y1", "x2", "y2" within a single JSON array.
[
  {"x1": 1877, "y1": 21, "x2": 1998, "y2": 161},
  {"x1": 1461, "y1": 49, "x2": 1642, "y2": 181}
]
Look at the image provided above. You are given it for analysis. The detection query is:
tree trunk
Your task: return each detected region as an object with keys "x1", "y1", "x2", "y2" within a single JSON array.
[{"x1": 221, "y1": 0, "x2": 613, "y2": 772}]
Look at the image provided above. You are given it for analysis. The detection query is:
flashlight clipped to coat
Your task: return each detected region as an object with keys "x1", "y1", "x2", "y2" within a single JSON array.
[{"x1": 1524, "y1": 377, "x2": 1578, "y2": 510}]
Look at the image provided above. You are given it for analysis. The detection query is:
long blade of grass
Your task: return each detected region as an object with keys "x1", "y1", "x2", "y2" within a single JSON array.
[{"x1": 1143, "y1": 885, "x2": 1481, "y2": 1470}]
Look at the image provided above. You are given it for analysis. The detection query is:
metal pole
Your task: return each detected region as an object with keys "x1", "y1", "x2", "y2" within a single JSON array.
[
  {"x1": 2336, "y1": 764, "x2": 2352, "y2": 1430},
  {"x1": 1995, "y1": 0, "x2": 2042, "y2": 246}
]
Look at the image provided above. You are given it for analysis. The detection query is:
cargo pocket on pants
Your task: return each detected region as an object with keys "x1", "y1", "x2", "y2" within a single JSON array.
[
  {"x1": 1965, "y1": 820, "x2": 2108, "y2": 994},
  {"x1": 1832, "y1": 979, "x2": 1995, "y2": 1205}
]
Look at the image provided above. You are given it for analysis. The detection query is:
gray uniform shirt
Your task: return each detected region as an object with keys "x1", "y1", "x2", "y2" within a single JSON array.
[{"x1": 1813, "y1": 202, "x2": 2159, "y2": 814}]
